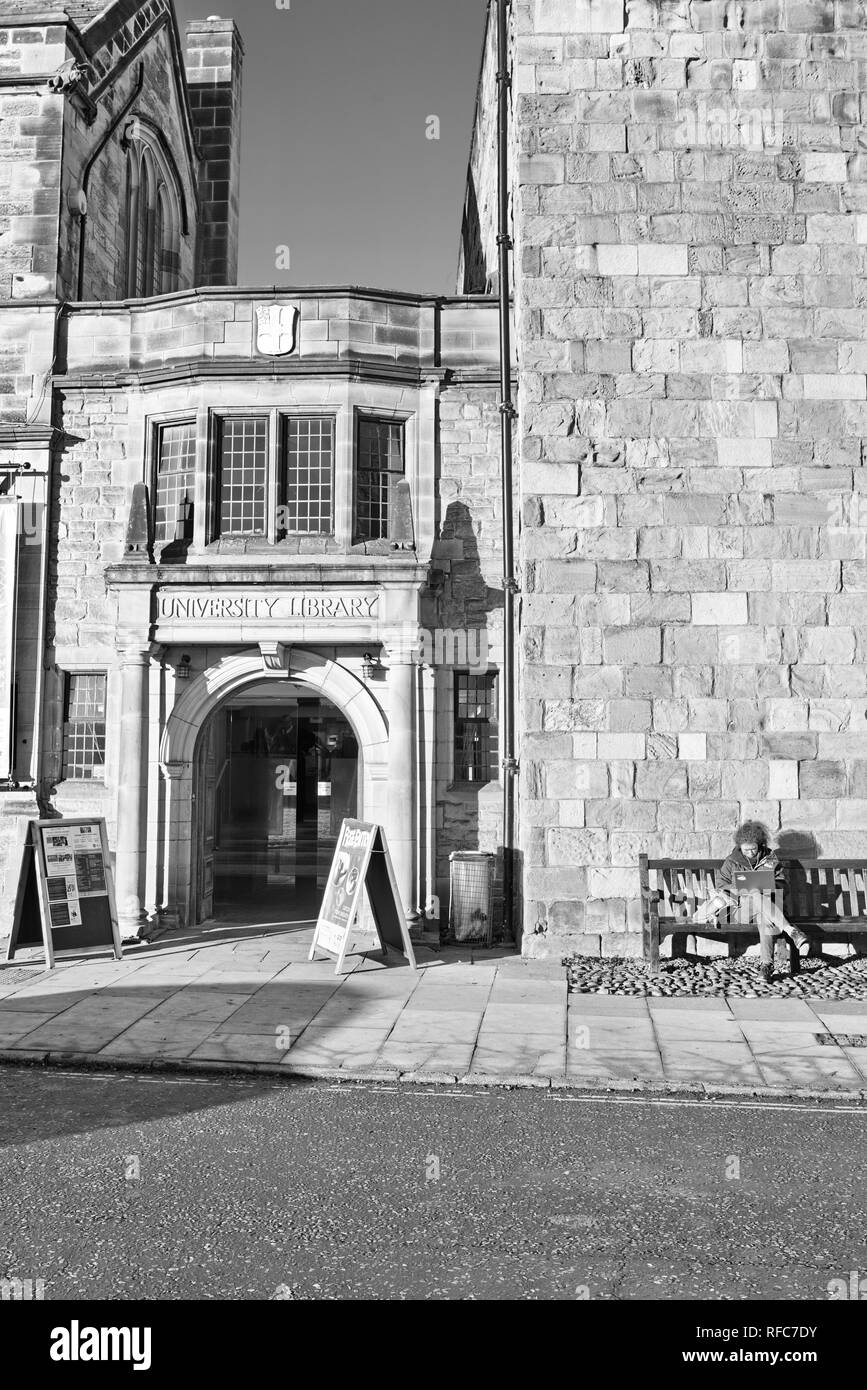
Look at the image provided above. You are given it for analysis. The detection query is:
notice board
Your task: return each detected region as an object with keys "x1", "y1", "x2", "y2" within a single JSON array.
[
  {"x1": 6, "y1": 819, "x2": 122, "y2": 968},
  {"x1": 310, "y1": 819, "x2": 417, "y2": 975}
]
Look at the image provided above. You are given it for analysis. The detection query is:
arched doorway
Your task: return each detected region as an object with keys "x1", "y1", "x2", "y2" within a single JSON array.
[
  {"x1": 159, "y1": 648, "x2": 391, "y2": 931},
  {"x1": 193, "y1": 681, "x2": 359, "y2": 923}
]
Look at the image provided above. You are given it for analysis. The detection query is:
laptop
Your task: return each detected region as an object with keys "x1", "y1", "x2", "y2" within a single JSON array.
[{"x1": 732, "y1": 870, "x2": 776, "y2": 893}]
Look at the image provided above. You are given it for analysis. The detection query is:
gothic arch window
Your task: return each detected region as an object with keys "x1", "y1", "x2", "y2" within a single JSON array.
[{"x1": 122, "y1": 121, "x2": 182, "y2": 298}]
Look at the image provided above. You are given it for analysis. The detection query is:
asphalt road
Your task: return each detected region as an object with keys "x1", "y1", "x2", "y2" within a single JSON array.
[{"x1": 0, "y1": 1067, "x2": 865, "y2": 1301}]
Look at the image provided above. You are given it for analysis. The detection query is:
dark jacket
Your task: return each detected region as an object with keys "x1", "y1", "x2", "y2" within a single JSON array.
[{"x1": 717, "y1": 847, "x2": 786, "y2": 896}]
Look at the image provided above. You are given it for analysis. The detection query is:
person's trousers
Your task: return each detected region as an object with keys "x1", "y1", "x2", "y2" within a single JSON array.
[{"x1": 747, "y1": 894, "x2": 810, "y2": 967}]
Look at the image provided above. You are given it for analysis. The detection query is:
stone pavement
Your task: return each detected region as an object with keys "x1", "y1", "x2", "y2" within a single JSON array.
[{"x1": 1, "y1": 926, "x2": 866, "y2": 1097}]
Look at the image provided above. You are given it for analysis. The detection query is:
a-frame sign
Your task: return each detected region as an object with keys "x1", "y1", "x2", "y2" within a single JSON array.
[
  {"x1": 310, "y1": 819, "x2": 417, "y2": 975},
  {"x1": 6, "y1": 819, "x2": 122, "y2": 969}
]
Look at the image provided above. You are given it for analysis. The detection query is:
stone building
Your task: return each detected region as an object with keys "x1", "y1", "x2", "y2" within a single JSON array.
[
  {"x1": 0, "y1": 1, "x2": 504, "y2": 942},
  {"x1": 462, "y1": 0, "x2": 867, "y2": 958},
  {"x1": 3, "y1": 0, "x2": 865, "y2": 965}
]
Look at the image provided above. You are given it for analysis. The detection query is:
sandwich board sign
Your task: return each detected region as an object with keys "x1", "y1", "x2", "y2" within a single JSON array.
[
  {"x1": 310, "y1": 819, "x2": 417, "y2": 975},
  {"x1": 6, "y1": 819, "x2": 122, "y2": 969}
]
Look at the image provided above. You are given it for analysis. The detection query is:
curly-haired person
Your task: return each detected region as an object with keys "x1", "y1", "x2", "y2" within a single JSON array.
[{"x1": 694, "y1": 821, "x2": 811, "y2": 984}]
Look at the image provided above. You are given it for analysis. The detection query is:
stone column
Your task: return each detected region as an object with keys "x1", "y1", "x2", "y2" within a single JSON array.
[
  {"x1": 385, "y1": 649, "x2": 421, "y2": 934},
  {"x1": 115, "y1": 645, "x2": 151, "y2": 936}
]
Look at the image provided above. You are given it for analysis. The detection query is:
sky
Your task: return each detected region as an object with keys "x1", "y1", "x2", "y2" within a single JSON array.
[{"x1": 174, "y1": 0, "x2": 489, "y2": 294}]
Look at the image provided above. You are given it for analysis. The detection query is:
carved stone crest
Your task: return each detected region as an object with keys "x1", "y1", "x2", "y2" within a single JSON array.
[{"x1": 255, "y1": 304, "x2": 300, "y2": 357}]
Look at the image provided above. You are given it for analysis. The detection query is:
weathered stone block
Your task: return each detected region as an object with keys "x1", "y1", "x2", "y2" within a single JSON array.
[
  {"x1": 799, "y1": 761, "x2": 847, "y2": 799},
  {"x1": 548, "y1": 829, "x2": 610, "y2": 866}
]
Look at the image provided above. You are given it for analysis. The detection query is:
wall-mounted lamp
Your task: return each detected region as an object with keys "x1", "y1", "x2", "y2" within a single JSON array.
[
  {"x1": 177, "y1": 653, "x2": 192, "y2": 681},
  {"x1": 362, "y1": 651, "x2": 383, "y2": 680}
]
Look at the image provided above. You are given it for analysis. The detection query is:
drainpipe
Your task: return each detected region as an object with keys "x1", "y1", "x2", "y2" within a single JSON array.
[
  {"x1": 496, "y1": 0, "x2": 518, "y2": 942},
  {"x1": 76, "y1": 63, "x2": 145, "y2": 300}
]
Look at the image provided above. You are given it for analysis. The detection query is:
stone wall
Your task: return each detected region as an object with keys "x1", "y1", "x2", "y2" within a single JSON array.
[
  {"x1": 458, "y1": 3, "x2": 504, "y2": 295},
  {"x1": 508, "y1": 0, "x2": 867, "y2": 958},
  {"x1": 185, "y1": 17, "x2": 244, "y2": 288},
  {"x1": 61, "y1": 19, "x2": 200, "y2": 301},
  {"x1": 431, "y1": 378, "x2": 505, "y2": 926},
  {"x1": 0, "y1": 20, "x2": 67, "y2": 299}
]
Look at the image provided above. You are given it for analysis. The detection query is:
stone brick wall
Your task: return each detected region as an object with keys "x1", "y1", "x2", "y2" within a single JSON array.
[
  {"x1": 431, "y1": 378, "x2": 505, "y2": 926},
  {"x1": 61, "y1": 20, "x2": 200, "y2": 301},
  {"x1": 508, "y1": 0, "x2": 867, "y2": 958},
  {"x1": 185, "y1": 18, "x2": 243, "y2": 288},
  {"x1": 0, "y1": 20, "x2": 67, "y2": 299},
  {"x1": 458, "y1": 4, "x2": 504, "y2": 294}
]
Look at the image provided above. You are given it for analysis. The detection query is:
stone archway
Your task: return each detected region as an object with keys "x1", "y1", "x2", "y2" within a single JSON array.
[{"x1": 156, "y1": 648, "x2": 390, "y2": 927}]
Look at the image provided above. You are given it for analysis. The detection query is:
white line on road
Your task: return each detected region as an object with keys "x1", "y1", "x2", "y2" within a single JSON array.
[{"x1": 31, "y1": 1070, "x2": 867, "y2": 1114}]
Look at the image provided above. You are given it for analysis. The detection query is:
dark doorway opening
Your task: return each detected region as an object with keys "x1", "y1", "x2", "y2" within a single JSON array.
[{"x1": 194, "y1": 688, "x2": 359, "y2": 923}]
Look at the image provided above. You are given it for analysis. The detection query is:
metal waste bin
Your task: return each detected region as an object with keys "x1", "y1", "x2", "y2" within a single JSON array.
[{"x1": 449, "y1": 851, "x2": 495, "y2": 945}]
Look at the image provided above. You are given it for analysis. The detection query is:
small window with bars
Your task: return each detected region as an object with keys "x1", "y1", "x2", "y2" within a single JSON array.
[
  {"x1": 454, "y1": 672, "x2": 498, "y2": 783},
  {"x1": 154, "y1": 422, "x2": 195, "y2": 547},
  {"x1": 356, "y1": 418, "x2": 404, "y2": 541},
  {"x1": 62, "y1": 674, "x2": 107, "y2": 780},
  {"x1": 281, "y1": 416, "x2": 334, "y2": 535},
  {"x1": 217, "y1": 417, "x2": 268, "y2": 536}
]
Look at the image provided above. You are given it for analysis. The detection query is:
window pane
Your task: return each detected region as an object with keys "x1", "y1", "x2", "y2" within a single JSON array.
[
  {"x1": 135, "y1": 159, "x2": 149, "y2": 296},
  {"x1": 454, "y1": 673, "x2": 497, "y2": 783},
  {"x1": 283, "y1": 416, "x2": 334, "y2": 535},
  {"x1": 218, "y1": 418, "x2": 268, "y2": 536},
  {"x1": 357, "y1": 419, "x2": 404, "y2": 541},
  {"x1": 154, "y1": 422, "x2": 195, "y2": 545},
  {"x1": 62, "y1": 674, "x2": 107, "y2": 780},
  {"x1": 151, "y1": 188, "x2": 164, "y2": 297}
]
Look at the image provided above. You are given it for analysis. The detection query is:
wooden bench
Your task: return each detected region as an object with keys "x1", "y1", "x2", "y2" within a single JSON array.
[{"x1": 639, "y1": 855, "x2": 867, "y2": 973}]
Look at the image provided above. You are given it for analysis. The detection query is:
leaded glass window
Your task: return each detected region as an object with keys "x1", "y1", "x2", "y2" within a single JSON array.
[
  {"x1": 154, "y1": 422, "x2": 195, "y2": 546},
  {"x1": 356, "y1": 418, "x2": 404, "y2": 541},
  {"x1": 218, "y1": 417, "x2": 268, "y2": 535},
  {"x1": 281, "y1": 416, "x2": 334, "y2": 535},
  {"x1": 454, "y1": 672, "x2": 498, "y2": 783},
  {"x1": 62, "y1": 674, "x2": 107, "y2": 780}
]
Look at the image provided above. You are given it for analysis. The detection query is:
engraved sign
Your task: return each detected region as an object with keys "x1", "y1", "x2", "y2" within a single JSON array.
[
  {"x1": 156, "y1": 589, "x2": 381, "y2": 627},
  {"x1": 0, "y1": 501, "x2": 18, "y2": 780},
  {"x1": 255, "y1": 303, "x2": 299, "y2": 357}
]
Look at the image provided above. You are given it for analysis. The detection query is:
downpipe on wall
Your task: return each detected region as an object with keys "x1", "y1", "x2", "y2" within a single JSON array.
[{"x1": 497, "y1": 0, "x2": 518, "y2": 942}]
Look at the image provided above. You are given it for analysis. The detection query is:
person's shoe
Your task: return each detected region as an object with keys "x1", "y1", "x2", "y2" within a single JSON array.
[
  {"x1": 761, "y1": 963, "x2": 774, "y2": 985},
  {"x1": 798, "y1": 939, "x2": 812, "y2": 958}
]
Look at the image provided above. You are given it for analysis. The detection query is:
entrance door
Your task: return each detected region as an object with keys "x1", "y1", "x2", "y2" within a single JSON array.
[{"x1": 193, "y1": 688, "x2": 359, "y2": 923}]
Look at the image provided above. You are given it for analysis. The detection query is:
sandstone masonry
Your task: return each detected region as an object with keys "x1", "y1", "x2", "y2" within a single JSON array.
[{"x1": 463, "y1": 0, "x2": 867, "y2": 959}]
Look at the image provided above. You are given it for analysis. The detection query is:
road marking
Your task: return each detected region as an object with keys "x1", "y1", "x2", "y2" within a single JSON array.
[{"x1": 14, "y1": 1070, "x2": 867, "y2": 1114}]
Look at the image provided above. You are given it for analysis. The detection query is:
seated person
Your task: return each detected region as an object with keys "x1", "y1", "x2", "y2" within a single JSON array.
[{"x1": 693, "y1": 820, "x2": 811, "y2": 984}]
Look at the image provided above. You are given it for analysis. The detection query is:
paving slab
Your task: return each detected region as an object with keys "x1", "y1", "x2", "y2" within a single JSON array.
[
  {"x1": 567, "y1": 996, "x2": 650, "y2": 1015},
  {"x1": 728, "y1": 998, "x2": 820, "y2": 1022},
  {"x1": 377, "y1": 1040, "x2": 475, "y2": 1072},
  {"x1": 0, "y1": 1011, "x2": 49, "y2": 1046},
  {"x1": 660, "y1": 1043, "x2": 765, "y2": 1086},
  {"x1": 282, "y1": 1026, "x2": 395, "y2": 1068},
  {"x1": 646, "y1": 997, "x2": 732, "y2": 1012},
  {"x1": 755, "y1": 1056, "x2": 864, "y2": 1089},
  {"x1": 470, "y1": 1035, "x2": 565, "y2": 1076},
  {"x1": 188, "y1": 1032, "x2": 294, "y2": 1064},
  {"x1": 388, "y1": 1011, "x2": 483, "y2": 1044},
  {"x1": 567, "y1": 1051, "x2": 666, "y2": 1082}
]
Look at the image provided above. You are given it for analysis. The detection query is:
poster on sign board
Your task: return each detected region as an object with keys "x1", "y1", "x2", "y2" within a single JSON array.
[
  {"x1": 6, "y1": 819, "x2": 122, "y2": 968},
  {"x1": 310, "y1": 819, "x2": 417, "y2": 975}
]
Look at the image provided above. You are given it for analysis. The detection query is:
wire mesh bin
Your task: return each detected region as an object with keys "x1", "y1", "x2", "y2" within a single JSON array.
[{"x1": 449, "y1": 851, "x2": 495, "y2": 945}]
